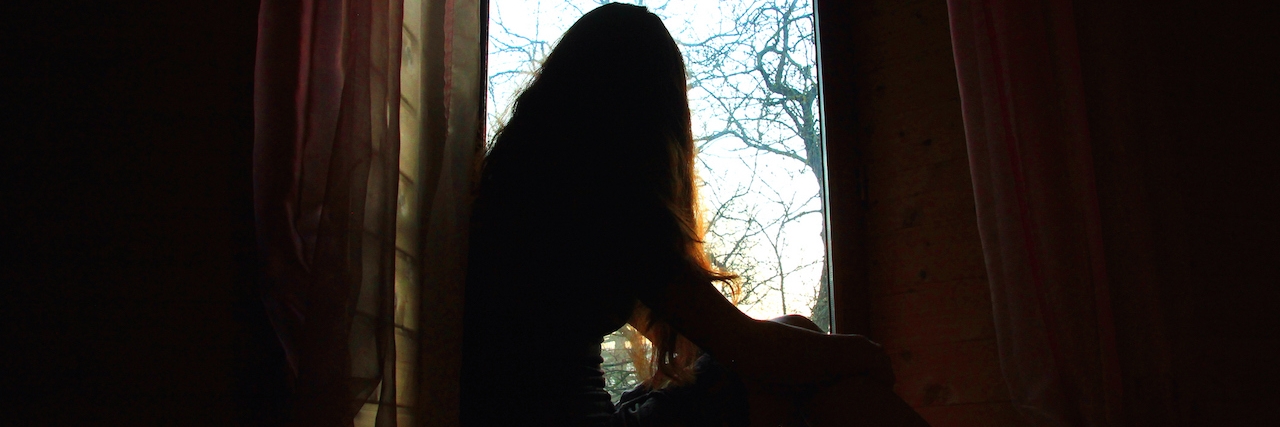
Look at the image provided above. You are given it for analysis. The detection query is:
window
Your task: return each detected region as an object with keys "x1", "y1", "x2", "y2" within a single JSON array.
[{"x1": 486, "y1": 0, "x2": 826, "y2": 400}]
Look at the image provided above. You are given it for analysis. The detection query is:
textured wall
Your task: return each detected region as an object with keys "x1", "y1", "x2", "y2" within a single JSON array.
[{"x1": 833, "y1": 1, "x2": 1026, "y2": 425}]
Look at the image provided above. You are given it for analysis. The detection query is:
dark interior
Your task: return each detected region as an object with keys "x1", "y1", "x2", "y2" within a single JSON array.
[{"x1": 6, "y1": 1, "x2": 1277, "y2": 425}]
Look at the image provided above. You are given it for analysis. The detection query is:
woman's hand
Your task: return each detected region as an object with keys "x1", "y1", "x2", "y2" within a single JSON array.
[
  {"x1": 645, "y1": 276, "x2": 898, "y2": 388},
  {"x1": 766, "y1": 315, "x2": 895, "y2": 387}
]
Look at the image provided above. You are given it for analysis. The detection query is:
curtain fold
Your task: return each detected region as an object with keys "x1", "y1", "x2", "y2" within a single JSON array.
[
  {"x1": 415, "y1": 1, "x2": 485, "y2": 426},
  {"x1": 945, "y1": 1, "x2": 1124, "y2": 425},
  {"x1": 253, "y1": 0, "x2": 484, "y2": 426}
]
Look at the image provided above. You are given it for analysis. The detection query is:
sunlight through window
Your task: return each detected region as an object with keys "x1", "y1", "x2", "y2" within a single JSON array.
[{"x1": 487, "y1": 0, "x2": 826, "y2": 400}]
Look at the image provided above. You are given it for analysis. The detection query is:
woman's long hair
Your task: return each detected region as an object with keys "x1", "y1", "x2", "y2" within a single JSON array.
[{"x1": 477, "y1": 4, "x2": 738, "y2": 388}]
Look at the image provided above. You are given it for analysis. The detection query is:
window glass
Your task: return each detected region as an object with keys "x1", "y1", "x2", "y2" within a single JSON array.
[{"x1": 487, "y1": 0, "x2": 825, "y2": 400}]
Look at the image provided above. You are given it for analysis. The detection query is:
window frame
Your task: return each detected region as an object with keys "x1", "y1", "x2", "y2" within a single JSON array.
[{"x1": 814, "y1": 0, "x2": 870, "y2": 335}]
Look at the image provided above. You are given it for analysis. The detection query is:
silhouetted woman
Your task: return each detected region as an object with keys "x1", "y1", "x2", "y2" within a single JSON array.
[{"x1": 461, "y1": 4, "x2": 930, "y2": 426}]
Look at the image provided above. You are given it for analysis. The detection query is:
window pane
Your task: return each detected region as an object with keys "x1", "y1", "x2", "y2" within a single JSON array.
[{"x1": 487, "y1": 0, "x2": 825, "y2": 401}]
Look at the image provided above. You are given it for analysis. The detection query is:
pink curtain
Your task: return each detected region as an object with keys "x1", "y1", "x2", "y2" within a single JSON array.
[
  {"x1": 254, "y1": 0, "x2": 406, "y2": 425},
  {"x1": 946, "y1": 1, "x2": 1125, "y2": 425},
  {"x1": 254, "y1": 0, "x2": 485, "y2": 424}
]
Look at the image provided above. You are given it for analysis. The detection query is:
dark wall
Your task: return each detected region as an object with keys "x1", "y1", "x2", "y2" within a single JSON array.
[
  {"x1": 4, "y1": 3, "x2": 282, "y2": 425},
  {"x1": 1076, "y1": 1, "x2": 1280, "y2": 424}
]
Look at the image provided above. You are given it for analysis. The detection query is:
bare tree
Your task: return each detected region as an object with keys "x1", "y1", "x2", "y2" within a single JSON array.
[{"x1": 680, "y1": 0, "x2": 828, "y2": 330}]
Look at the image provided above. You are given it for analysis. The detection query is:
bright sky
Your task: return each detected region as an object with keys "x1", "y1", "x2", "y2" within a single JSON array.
[{"x1": 486, "y1": 0, "x2": 825, "y2": 322}]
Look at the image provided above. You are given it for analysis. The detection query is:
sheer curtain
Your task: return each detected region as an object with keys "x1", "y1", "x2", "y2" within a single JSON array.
[
  {"x1": 942, "y1": 0, "x2": 1187, "y2": 424},
  {"x1": 253, "y1": 0, "x2": 484, "y2": 425},
  {"x1": 947, "y1": 1, "x2": 1118, "y2": 425}
]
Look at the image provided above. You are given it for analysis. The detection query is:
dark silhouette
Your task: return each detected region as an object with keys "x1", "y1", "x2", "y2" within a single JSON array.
[{"x1": 460, "y1": 3, "x2": 928, "y2": 426}]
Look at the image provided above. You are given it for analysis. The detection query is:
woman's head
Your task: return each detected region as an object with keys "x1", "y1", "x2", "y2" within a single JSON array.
[
  {"x1": 520, "y1": 2, "x2": 691, "y2": 133},
  {"x1": 479, "y1": 3, "x2": 738, "y2": 389},
  {"x1": 487, "y1": 3, "x2": 693, "y2": 193}
]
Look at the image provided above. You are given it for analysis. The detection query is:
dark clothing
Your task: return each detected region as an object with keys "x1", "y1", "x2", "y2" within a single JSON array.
[
  {"x1": 459, "y1": 162, "x2": 684, "y2": 426},
  {"x1": 613, "y1": 354, "x2": 751, "y2": 427}
]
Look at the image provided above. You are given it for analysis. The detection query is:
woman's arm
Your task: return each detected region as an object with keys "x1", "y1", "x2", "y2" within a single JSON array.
[{"x1": 640, "y1": 273, "x2": 892, "y2": 387}]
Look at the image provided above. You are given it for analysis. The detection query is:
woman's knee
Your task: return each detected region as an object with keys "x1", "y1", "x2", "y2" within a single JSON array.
[{"x1": 769, "y1": 314, "x2": 822, "y2": 332}]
